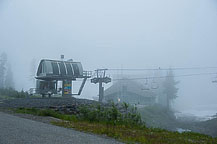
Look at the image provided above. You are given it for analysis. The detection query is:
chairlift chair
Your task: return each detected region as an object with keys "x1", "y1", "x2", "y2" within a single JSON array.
[
  {"x1": 151, "y1": 78, "x2": 159, "y2": 89},
  {"x1": 212, "y1": 78, "x2": 217, "y2": 83},
  {"x1": 212, "y1": 75, "x2": 217, "y2": 83},
  {"x1": 142, "y1": 78, "x2": 150, "y2": 90}
]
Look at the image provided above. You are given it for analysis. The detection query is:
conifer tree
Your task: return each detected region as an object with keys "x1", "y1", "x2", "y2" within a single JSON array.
[
  {"x1": 0, "y1": 53, "x2": 7, "y2": 88},
  {"x1": 163, "y1": 69, "x2": 179, "y2": 110},
  {"x1": 5, "y1": 63, "x2": 14, "y2": 89}
]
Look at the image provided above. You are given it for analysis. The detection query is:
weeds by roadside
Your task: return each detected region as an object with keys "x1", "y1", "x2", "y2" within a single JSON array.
[{"x1": 14, "y1": 103, "x2": 217, "y2": 144}]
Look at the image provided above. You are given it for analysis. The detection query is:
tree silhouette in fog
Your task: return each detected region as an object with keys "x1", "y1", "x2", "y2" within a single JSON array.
[{"x1": 163, "y1": 69, "x2": 179, "y2": 110}]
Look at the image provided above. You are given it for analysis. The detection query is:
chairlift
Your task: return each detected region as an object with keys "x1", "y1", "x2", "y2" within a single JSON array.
[
  {"x1": 212, "y1": 75, "x2": 217, "y2": 83},
  {"x1": 142, "y1": 78, "x2": 150, "y2": 90},
  {"x1": 151, "y1": 78, "x2": 159, "y2": 89}
]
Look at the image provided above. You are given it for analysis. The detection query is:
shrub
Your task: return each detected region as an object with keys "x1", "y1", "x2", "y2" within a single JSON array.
[
  {"x1": 77, "y1": 103, "x2": 145, "y2": 128},
  {"x1": 0, "y1": 88, "x2": 28, "y2": 98}
]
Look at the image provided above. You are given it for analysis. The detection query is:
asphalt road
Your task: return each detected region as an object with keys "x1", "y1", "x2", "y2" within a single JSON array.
[{"x1": 0, "y1": 112, "x2": 123, "y2": 144}]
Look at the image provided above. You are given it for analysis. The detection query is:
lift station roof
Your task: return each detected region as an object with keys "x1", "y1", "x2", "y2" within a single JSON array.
[{"x1": 36, "y1": 59, "x2": 85, "y2": 80}]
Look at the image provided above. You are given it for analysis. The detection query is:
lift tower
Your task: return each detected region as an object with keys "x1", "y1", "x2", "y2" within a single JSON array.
[
  {"x1": 35, "y1": 59, "x2": 91, "y2": 98},
  {"x1": 91, "y1": 69, "x2": 111, "y2": 102}
]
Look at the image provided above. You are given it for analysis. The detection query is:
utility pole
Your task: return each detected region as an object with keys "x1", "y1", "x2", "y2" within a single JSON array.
[{"x1": 91, "y1": 69, "x2": 111, "y2": 102}]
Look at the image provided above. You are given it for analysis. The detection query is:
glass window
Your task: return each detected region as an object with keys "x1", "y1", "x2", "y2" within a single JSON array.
[
  {"x1": 59, "y1": 62, "x2": 66, "y2": 76},
  {"x1": 37, "y1": 64, "x2": 42, "y2": 75},
  {"x1": 52, "y1": 62, "x2": 59, "y2": 75},
  {"x1": 66, "y1": 63, "x2": 73, "y2": 76},
  {"x1": 44, "y1": 61, "x2": 53, "y2": 74},
  {"x1": 72, "y1": 64, "x2": 79, "y2": 76}
]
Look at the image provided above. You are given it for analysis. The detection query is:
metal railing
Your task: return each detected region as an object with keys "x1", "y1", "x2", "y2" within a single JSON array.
[{"x1": 83, "y1": 71, "x2": 93, "y2": 77}]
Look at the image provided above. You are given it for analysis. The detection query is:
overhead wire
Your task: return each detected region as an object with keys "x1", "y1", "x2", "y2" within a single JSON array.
[
  {"x1": 79, "y1": 72, "x2": 217, "y2": 82},
  {"x1": 112, "y1": 72, "x2": 217, "y2": 81},
  {"x1": 108, "y1": 66, "x2": 217, "y2": 71},
  {"x1": 80, "y1": 66, "x2": 217, "y2": 82}
]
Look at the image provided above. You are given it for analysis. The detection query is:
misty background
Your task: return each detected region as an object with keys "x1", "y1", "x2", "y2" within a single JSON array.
[{"x1": 0, "y1": 0, "x2": 217, "y2": 114}]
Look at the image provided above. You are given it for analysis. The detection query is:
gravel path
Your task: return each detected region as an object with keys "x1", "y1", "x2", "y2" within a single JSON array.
[
  {"x1": 0, "y1": 98, "x2": 99, "y2": 108},
  {"x1": 0, "y1": 112, "x2": 123, "y2": 144}
]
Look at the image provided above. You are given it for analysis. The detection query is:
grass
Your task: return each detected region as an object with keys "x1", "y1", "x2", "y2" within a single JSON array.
[
  {"x1": 0, "y1": 94, "x2": 15, "y2": 100},
  {"x1": 15, "y1": 107, "x2": 77, "y2": 121},
  {"x1": 14, "y1": 106, "x2": 217, "y2": 144},
  {"x1": 52, "y1": 121, "x2": 217, "y2": 144}
]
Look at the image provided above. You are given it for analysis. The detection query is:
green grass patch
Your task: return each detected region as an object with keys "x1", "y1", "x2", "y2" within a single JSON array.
[
  {"x1": 52, "y1": 121, "x2": 217, "y2": 144},
  {"x1": 15, "y1": 107, "x2": 77, "y2": 122},
  {"x1": 0, "y1": 94, "x2": 15, "y2": 100},
  {"x1": 14, "y1": 106, "x2": 217, "y2": 144}
]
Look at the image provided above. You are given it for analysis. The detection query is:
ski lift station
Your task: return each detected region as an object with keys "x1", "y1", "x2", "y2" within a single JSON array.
[{"x1": 35, "y1": 58, "x2": 92, "y2": 97}]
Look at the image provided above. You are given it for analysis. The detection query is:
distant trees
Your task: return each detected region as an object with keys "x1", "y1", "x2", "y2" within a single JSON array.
[
  {"x1": 0, "y1": 88, "x2": 28, "y2": 98},
  {"x1": 29, "y1": 58, "x2": 37, "y2": 87},
  {"x1": 0, "y1": 52, "x2": 14, "y2": 89},
  {"x1": 163, "y1": 69, "x2": 179, "y2": 110},
  {"x1": 5, "y1": 63, "x2": 14, "y2": 89},
  {"x1": 0, "y1": 53, "x2": 7, "y2": 88}
]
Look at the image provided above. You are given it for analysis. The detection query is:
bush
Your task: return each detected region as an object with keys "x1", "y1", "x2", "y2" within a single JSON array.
[
  {"x1": 77, "y1": 103, "x2": 145, "y2": 128},
  {"x1": 0, "y1": 88, "x2": 28, "y2": 98}
]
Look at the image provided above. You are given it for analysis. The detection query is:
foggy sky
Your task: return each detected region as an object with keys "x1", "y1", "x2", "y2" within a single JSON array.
[{"x1": 0, "y1": 0, "x2": 217, "y2": 111}]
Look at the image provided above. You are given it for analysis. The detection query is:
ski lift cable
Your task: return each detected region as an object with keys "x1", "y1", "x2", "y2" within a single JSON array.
[
  {"x1": 112, "y1": 72, "x2": 217, "y2": 81},
  {"x1": 108, "y1": 67, "x2": 217, "y2": 71},
  {"x1": 76, "y1": 72, "x2": 217, "y2": 82}
]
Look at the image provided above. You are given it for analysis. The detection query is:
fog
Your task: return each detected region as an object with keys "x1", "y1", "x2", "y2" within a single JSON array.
[{"x1": 0, "y1": 0, "x2": 217, "y2": 113}]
